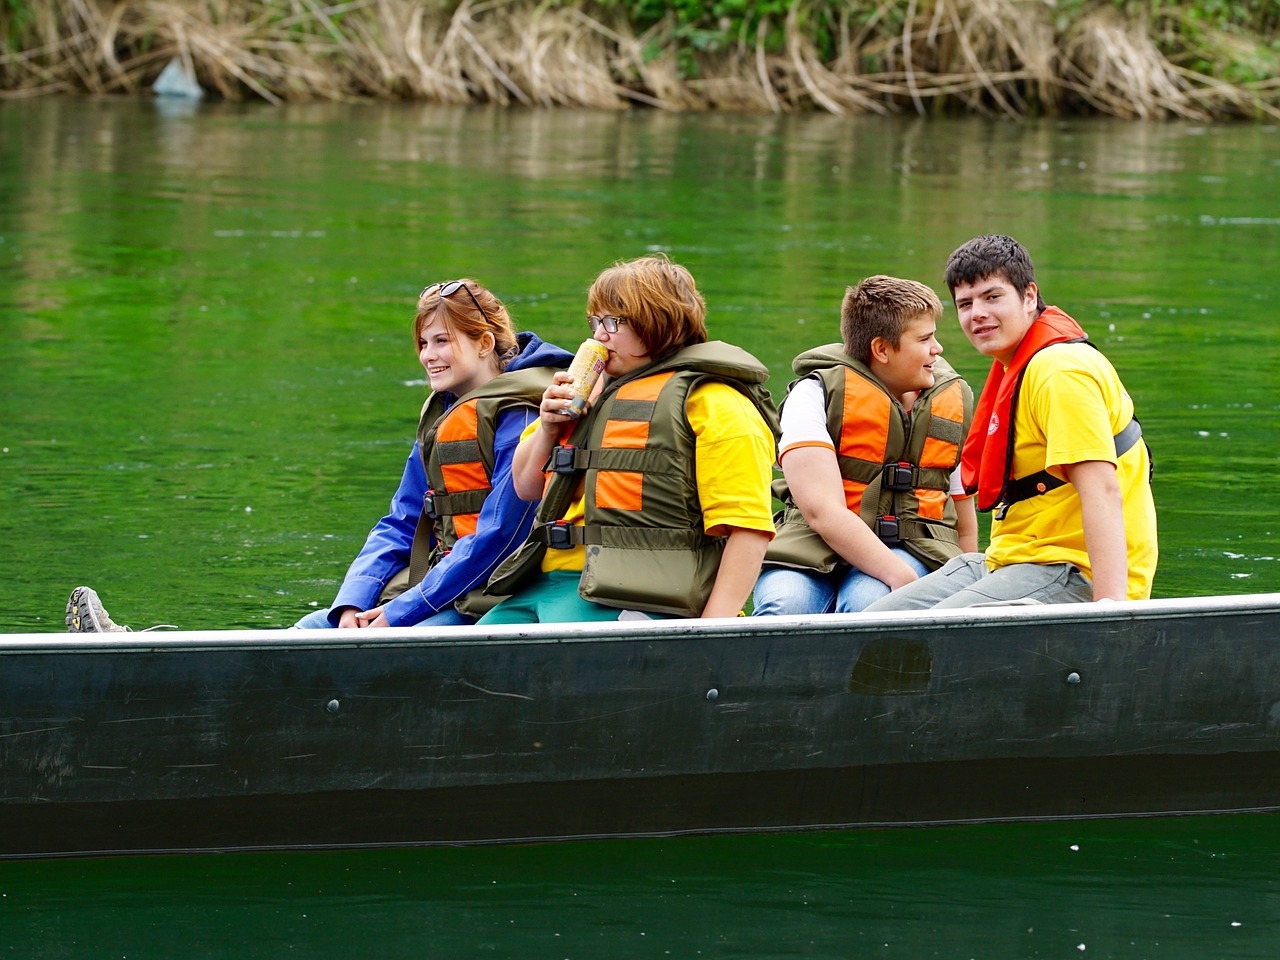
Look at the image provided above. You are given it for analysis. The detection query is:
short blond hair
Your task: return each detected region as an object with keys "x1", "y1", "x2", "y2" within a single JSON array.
[{"x1": 841, "y1": 275, "x2": 943, "y2": 364}]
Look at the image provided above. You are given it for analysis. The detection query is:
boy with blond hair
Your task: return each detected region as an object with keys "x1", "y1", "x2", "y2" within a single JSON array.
[{"x1": 754, "y1": 275, "x2": 976, "y2": 616}]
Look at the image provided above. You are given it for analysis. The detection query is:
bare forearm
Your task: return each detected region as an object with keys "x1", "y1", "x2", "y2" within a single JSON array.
[
  {"x1": 513, "y1": 373, "x2": 579, "y2": 501},
  {"x1": 511, "y1": 428, "x2": 556, "y2": 501},
  {"x1": 955, "y1": 496, "x2": 979, "y2": 554},
  {"x1": 701, "y1": 528, "x2": 772, "y2": 618},
  {"x1": 1067, "y1": 460, "x2": 1128, "y2": 601},
  {"x1": 810, "y1": 512, "x2": 920, "y2": 590},
  {"x1": 786, "y1": 445, "x2": 917, "y2": 590}
]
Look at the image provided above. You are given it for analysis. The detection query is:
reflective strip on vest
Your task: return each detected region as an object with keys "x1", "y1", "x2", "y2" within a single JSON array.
[
  {"x1": 594, "y1": 372, "x2": 673, "y2": 514},
  {"x1": 915, "y1": 380, "x2": 967, "y2": 520},
  {"x1": 434, "y1": 399, "x2": 488, "y2": 539},
  {"x1": 833, "y1": 374, "x2": 963, "y2": 520},
  {"x1": 838, "y1": 384, "x2": 893, "y2": 513}
]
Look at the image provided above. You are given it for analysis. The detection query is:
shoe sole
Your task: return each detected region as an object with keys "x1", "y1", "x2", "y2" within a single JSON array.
[
  {"x1": 66, "y1": 586, "x2": 91, "y2": 632},
  {"x1": 66, "y1": 585, "x2": 111, "y2": 633}
]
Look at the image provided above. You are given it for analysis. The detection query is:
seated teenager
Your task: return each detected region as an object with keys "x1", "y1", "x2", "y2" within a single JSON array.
[
  {"x1": 753, "y1": 275, "x2": 976, "y2": 616},
  {"x1": 865, "y1": 235, "x2": 1157, "y2": 611},
  {"x1": 477, "y1": 253, "x2": 779, "y2": 624},
  {"x1": 66, "y1": 279, "x2": 573, "y2": 633}
]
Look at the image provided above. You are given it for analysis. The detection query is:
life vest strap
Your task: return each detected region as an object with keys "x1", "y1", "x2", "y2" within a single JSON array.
[
  {"x1": 876, "y1": 518, "x2": 961, "y2": 545},
  {"x1": 996, "y1": 417, "x2": 1144, "y2": 519},
  {"x1": 424, "y1": 488, "x2": 487, "y2": 519},
  {"x1": 536, "y1": 520, "x2": 707, "y2": 551}
]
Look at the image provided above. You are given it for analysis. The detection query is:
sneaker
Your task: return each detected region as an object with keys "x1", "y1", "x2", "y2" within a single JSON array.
[{"x1": 66, "y1": 586, "x2": 131, "y2": 633}]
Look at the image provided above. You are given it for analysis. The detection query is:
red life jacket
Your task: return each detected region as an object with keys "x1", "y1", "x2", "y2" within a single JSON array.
[{"x1": 960, "y1": 306, "x2": 1088, "y2": 512}]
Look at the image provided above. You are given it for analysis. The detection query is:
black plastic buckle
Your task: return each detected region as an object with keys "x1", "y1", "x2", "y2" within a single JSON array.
[
  {"x1": 883, "y1": 461, "x2": 914, "y2": 491},
  {"x1": 423, "y1": 490, "x2": 438, "y2": 520},
  {"x1": 546, "y1": 521, "x2": 574, "y2": 549},
  {"x1": 876, "y1": 515, "x2": 900, "y2": 542},
  {"x1": 549, "y1": 445, "x2": 578, "y2": 475}
]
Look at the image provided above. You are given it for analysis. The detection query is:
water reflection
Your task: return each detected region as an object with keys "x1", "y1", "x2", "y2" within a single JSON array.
[{"x1": 1, "y1": 816, "x2": 1278, "y2": 958}]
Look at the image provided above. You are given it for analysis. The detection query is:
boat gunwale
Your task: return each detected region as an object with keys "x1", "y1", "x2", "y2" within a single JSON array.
[{"x1": 5, "y1": 591, "x2": 1279, "y2": 655}]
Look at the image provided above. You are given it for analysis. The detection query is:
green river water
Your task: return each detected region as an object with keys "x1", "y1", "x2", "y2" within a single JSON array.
[{"x1": 1, "y1": 98, "x2": 1278, "y2": 957}]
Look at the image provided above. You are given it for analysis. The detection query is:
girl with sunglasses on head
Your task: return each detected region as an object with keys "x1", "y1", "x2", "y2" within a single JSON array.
[
  {"x1": 289, "y1": 279, "x2": 574, "y2": 629},
  {"x1": 476, "y1": 253, "x2": 780, "y2": 625},
  {"x1": 66, "y1": 279, "x2": 573, "y2": 634}
]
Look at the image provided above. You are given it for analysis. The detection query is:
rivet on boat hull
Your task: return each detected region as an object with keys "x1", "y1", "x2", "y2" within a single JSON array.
[{"x1": 1066, "y1": 672, "x2": 1081, "y2": 685}]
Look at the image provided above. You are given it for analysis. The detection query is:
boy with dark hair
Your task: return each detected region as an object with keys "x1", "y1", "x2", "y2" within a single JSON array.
[
  {"x1": 753, "y1": 275, "x2": 976, "y2": 616},
  {"x1": 865, "y1": 235, "x2": 1157, "y2": 611}
]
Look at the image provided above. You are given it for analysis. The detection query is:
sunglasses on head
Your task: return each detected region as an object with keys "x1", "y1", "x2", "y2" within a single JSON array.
[
  {"x1": 421, "y1": 280, "x2": 490, "y2": 323},
  {"x1": 587, "y1": 315, "x2": 631, "y2": 334}
]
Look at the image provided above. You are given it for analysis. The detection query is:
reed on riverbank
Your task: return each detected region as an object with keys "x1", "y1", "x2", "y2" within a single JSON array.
[{"x1": 2, "y1": 0, "x2": 1277, "y2": 118}]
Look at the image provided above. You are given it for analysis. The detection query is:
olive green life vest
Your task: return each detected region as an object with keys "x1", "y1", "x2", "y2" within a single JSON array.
[
  {"x1": 393, "y1": 364, "x2": 561, "y2": 617},
  {"x1": 765, "y1": 345, "x2": 973, "y2": 574},
  {"x1": 486, "y1": 341, "x2": 780, "y2": 618}
]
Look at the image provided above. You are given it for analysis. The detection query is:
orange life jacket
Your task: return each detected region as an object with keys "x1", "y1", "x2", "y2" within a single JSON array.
[
  {"x1": 961, "y1": 306, "x2": 1089, "y2": 513},
  {"x1": 765, "y1": 346, "x2": 972, "y2": 573}
]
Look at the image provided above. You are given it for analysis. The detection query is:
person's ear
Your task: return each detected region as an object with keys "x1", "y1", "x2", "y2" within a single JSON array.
[
  {"x1": 869, "y1": 336, "x2": 891, "y2": 365},
  {"x1": 478, "y1": 331, "x2": 496, "y2": 358},
  {"x1": 1024, "y1": 281, "x2": 1039, "y2": 311}
]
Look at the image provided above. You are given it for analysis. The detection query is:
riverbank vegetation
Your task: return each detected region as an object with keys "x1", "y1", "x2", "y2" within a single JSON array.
[{"x1": 2, "y1": 0, "x2": 1277, "y2": 118}]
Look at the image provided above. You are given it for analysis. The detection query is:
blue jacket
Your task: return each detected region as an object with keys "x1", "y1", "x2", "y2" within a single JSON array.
[{"x1": 326, "y1": 331, "x2": 573, "y2": 626}]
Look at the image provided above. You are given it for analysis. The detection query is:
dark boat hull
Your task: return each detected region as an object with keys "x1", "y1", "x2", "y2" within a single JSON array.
[{"x1": 3, "y1": 594, "x2": 1279, "y2": 858}]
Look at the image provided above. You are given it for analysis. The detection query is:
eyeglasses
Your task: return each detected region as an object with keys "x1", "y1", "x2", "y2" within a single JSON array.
[
  {"x1": 587, "y1": 315, "x2": 631, "y2": 334},
  {"x1": 421, "y1": 280, "x2": 490, "y2": 323}
]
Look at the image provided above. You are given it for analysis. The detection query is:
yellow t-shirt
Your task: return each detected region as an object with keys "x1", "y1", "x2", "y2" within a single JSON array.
[
  {"x1": 536, "y1": 380, "x2": 776, "y2": 573},
  {"x1": 987, "y1": 342, "x2": 1157, "y2": 599}
]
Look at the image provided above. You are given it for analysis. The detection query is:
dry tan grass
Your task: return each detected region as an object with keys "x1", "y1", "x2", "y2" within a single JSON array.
[{"x1": 1, "y1": 0, "x2": 1276, "y2": 118}]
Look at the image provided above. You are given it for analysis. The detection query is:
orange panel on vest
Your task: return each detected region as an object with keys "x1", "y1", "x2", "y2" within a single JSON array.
[
  {"x1": 596, "y1": 470, "x2": 644, "y2": 512},
  {"x1": 619, "y1": 373, "x2": 672, "y2": 402},
  {"x1": 916, "y1": 487, "x2": 947, "y2": 521},
  {"x1": 842, "y1": 478, "x2": 869, "y2": 514},
  {"x1": 919, "y1": 434, "x2": 957, "y2": 469},
  {"x1": 439, "y1": 401, "x2": 480, "y2": 439},
  {"x1": 602, "y1": 418, "x2": 651, "y2": 448},
  {"x1": 840, "y1": 383, "x2": 891, "y2": 462},
  {"x1": 441, "y1": 459, "x2": 488, "y2": 492},
  {"x1": 930, "y1": 381, "x2": 966, "y2": 424}
]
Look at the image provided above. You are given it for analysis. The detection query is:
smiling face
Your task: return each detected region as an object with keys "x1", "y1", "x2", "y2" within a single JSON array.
[
  {"x1": 875, "y1": 313, "x2": 944, "y2": 400},
  {"x1": 417, "y1": 314, "x2": 496, "y2": 396},
  {"x1": 953, "y1": 275, "x2": 1040, "y2": 366}
]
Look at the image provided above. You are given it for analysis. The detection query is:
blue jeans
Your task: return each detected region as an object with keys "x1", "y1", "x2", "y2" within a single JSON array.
[
  {"x1": 862, "y1": 553, "x2": 1095, "y2": 611},
  {"x1": 291, "y1": 606, "x2": 476, "y2": 629},
  {"x1": 752, "y1": 548, "x2": 931, "y2": 616}
]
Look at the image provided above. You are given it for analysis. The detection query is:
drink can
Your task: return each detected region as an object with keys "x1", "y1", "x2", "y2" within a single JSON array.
[{"x1": 565, "y1": 339, "x2": 609, "y2": 417}]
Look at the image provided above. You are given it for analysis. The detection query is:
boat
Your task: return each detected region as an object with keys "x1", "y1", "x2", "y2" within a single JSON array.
[{"x1": 3, "y1": 592, "x2": 1279, "y2": 860}]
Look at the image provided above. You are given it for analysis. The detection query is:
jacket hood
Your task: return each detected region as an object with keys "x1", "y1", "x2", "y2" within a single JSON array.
[{"x1": 506, "y1": 331, "x2": 574, "y2": 373}]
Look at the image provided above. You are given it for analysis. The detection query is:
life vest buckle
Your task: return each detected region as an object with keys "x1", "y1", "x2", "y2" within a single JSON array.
[
  {"x1": 423, "y1": 490, "x2": 438, "y2": 520},
  {"x1": 546, "y1": 520, "x2": 575, "y2": 550},
  {"x1": 883, "y1": 461, "x2": 915, "y2": 491},
  {"x1": 548, "y1": 444, "x2": 579, "y2": 475},
  {"x1": 876, "y1": 515, "x2": 901, "y2": 543}
]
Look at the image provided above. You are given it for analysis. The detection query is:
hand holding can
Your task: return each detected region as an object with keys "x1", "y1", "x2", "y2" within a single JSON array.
[{"x1": 564, "y1": 339, "x2": 609, "y2": 418}]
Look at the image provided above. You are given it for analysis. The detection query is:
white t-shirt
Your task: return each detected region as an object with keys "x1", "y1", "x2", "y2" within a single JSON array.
[{"x1": 778, "y1": 376, "x2": 966, "y2": 497}]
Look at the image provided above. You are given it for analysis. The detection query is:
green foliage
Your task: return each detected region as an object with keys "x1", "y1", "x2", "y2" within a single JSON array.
[
  {"x1": 1, "y1": 0, "x2": 34, "y2": 53},
  {"x1": 592, "y1": 0, "x2": 845, "y2": 75}
]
